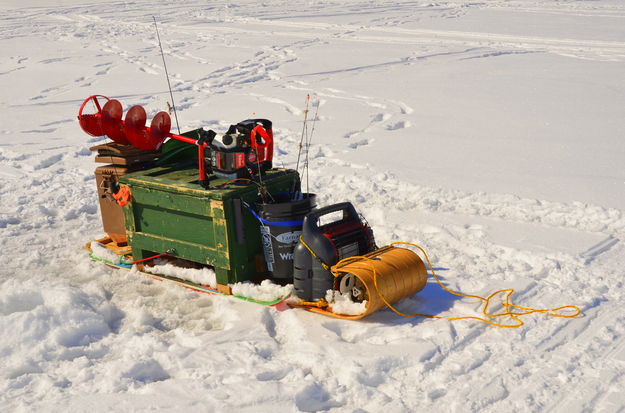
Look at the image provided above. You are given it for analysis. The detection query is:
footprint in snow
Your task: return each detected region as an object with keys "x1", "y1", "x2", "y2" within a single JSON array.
[
  {"x1": 39, "y1": 57, "x2": 70, "y2": 64},
  {"x1": 261, "y1": 308, "x2": 278, "y2": 339},
  {"x1": 23, "y1": 128, "x2": 56, "y2": 134},
  {"x1": 0, "y1": 216, "x2": 21, "y2": 228},
  {"x1": 386, "y1": 120, "x2": 411, "y2": 130},
  {"x1": 295, "y1": 382, "x2": 343, "y2": 412},
  {"x1": 0, "y1": 290, "x2": 42, "y2": 315},
  {"x1": 371, "y1": 113, "x2": 391, "y2": 123},
  {"x1": 256, "y1": 369, "x2": 289, "y2": 382},
  {"x1": 41, "y1": 119, "x2": 73, "y2": 127},
  {"x1": 139, "y1": 66, "x2": 158, "y2": 75},
  {"x1": 87, "y1": 136, "x2": 107, "y2": 143},
  {"x1": 349, "y1": 139, "x2": 370, "y2": 149},
  {"x1": 34, "y1": 153, "x2": 63, "y2": 170}
]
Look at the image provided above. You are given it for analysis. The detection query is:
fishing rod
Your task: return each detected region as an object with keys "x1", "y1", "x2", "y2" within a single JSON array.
[
  {"x1": 304, "y1": 97, "x2": 320, "y2": 195},
  {"x1": 153, "y1": 16, "x2": 181, "y2": 135},
  {"x1": 292, "y1": 94, "x2": 310, "y2": 198}
]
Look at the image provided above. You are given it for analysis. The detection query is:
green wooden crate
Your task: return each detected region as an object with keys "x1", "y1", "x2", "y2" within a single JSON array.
[{"x1": 119, "y1": 162, "x2": 300, "y2": 285}]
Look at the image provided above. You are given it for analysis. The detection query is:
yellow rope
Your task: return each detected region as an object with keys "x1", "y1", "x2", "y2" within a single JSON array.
[
  {"x1": 298, "y1": 236, "x2": 331, "y2": 271},
  {"x1": 294, "y1": 299, "x2": 329, "y2": 308},
  {"x1": 332, "y1": 241, "x2": 581, "y2": 328}
]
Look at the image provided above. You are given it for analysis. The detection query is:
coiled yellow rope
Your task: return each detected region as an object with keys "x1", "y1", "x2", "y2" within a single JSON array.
[{"x1": 332, "y1": 241, "x2": 581, "y2": 328}]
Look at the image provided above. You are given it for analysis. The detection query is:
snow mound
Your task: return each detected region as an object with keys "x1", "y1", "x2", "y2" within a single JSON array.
[
  {"x1": 90, "y1": 241, "x2": 123, "y2": 265},
  {"x1": 326, "y1": 290, "x2": 367, "y2": 316},
  {"x1": 142, "y1": 260, "x2": 217, "y2": 288},
  {"x1": 230, "y1": 279, "x2": 293, "y2": 302}
]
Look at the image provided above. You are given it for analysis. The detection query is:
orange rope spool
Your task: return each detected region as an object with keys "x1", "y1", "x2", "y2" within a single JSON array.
[
  {"x1": 329, "y1": 246, "x2": 428, "y2": 319},
  {"x1": 330, "y1": 242, "x2": 581, "y2": 327}
]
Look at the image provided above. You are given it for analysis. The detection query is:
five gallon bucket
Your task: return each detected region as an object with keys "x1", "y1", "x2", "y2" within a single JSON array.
[{"x1": 256, "y1": 193, "x2": 316, "y2": 283}]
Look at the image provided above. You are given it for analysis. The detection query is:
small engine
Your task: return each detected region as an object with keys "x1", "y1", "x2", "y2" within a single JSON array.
[{"x1": 206, "y1": 119, "x2": 274, "y2": 180}]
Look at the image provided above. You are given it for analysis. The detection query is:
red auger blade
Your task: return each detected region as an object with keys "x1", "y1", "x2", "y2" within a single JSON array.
[
  {"x1": 77, "y1": 95, "x2": 108, "y2": 137},
  {"x1": 149, "y1": 112, "x2": 171, "y2": 150},
  {"x1": 101, "y1": 99, "x2": 128, "y2": 143},
  {"x1": 124, "y1": 105, "x2": 149, "y2": 149},
  {"x1": 125, "y1": 105, "x2": 170, "y2": 150}
]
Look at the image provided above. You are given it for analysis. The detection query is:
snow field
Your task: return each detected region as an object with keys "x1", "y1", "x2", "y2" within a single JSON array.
[{"x1": 1, "y1": 0, "x2": 625, "y2": 411}]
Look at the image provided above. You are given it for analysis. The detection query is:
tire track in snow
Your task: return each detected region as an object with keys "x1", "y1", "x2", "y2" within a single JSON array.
[
  {"x1": 8, "y1": 1, "x2": 625, "y2": 64},
  {"x1": 255, "y1": 19, "x2": 625, "y2": 61},
  {"x1": 487, "y1": 2, "x2": 625, "y2": 19}
]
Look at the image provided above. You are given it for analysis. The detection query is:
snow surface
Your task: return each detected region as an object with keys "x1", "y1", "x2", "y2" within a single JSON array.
[{"x1": 1, "y1": 0, "x2": 625, "y2": 411}]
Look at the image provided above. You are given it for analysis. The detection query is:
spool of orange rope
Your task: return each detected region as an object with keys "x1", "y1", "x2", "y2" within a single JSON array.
[
  {"x1": 329, "y1": 246, "x2": 428, "y2": 319},
  {"x1": 300, "y1": 242, "x2": 580, "y2": 326}
]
